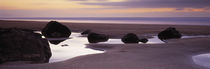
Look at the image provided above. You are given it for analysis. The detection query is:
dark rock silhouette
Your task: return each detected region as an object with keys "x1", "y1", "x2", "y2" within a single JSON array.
[
  {"x1": 41, "y1": 21, "x2": 71, "y2": 44},
  {"x1": 81, "y1": 30, "x2": 91, "y2": 35},
  {"x1": 139, "y1": 38, "x2": 148, "y2": 43},
  {"x1": 121, "y1": 33, "x2": 139, "y2": 43},
  {"x1": 158, "y1": 27, "x2": 182, "y2": 40},
  {"x1": 0, "y1": 28, "x2": 51, "y2": 64},
  {"x1": 87, "y1": 33, "x2": 109, "y2": 43}
]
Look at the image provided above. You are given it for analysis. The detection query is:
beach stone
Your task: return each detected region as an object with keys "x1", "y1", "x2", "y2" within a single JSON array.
[
  {"x1": 158, "y1": 27, "x2": 182, "y2": 40},
  {"x1": 139, "y1": 38, "x2": 148, "y2": 43},
  {"x1": 0, "y1": 28, "x2": 51, "y2": 64},
  {"x1": 81, "y1": 30, "x2": 91, "y2": 35},
  {"x1": 87, "y1": 33, "x2": 109, "y2": 43},
  {"x1": 41, "y1": 21, "x2": 71, "y2": 44},
  {"x1": 121, "y1": 33, "x2": 139, "y2": 43}
]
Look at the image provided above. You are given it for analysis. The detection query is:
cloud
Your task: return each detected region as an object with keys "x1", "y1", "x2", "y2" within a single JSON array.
[{"x1": 79, "y1": 0, "x2": 210, "y2": 8}]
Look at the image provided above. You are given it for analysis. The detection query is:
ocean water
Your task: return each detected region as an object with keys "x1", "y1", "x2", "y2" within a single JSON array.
[{"x1": 1, "y1": 17, "x2": 210, "y2": 25}]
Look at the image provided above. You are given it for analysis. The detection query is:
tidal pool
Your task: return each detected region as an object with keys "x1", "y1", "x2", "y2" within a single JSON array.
[{"x1": 48, "y1": 33, "x2": 166, "y2": 63}]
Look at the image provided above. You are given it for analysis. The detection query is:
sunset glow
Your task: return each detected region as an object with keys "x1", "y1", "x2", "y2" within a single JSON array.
[{"x1": 0, "y1": 0, "x2": 210, "y2": 17}]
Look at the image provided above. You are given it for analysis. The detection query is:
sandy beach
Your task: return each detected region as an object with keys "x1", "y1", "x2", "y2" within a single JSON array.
[{"x1": 0, "y1": 20, "x2": 210, "y2": 69}]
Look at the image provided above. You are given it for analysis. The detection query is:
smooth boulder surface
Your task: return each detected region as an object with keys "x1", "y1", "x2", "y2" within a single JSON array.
[
  {"x1": 158, "y1": 27, "x2": 182, "y2": 40},
  {"x1": 41, "y1": 21, "x2": 71, "y2": 44},
  {"x1": 0, "y1": 28, "x2": 51, "y2": 64},
  {"x1": 87, "y1": 33, "x2": 109, "y2": 43},
  {"x1": 121, "y1": 33, "x2": 139, "y2": 43}
]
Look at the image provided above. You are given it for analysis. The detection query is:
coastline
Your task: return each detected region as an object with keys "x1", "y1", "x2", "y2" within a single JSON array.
[
  {"x1": 1, "y1": 17, "x2": 210, "y2": 25},
  {"x1": 0, "y1": 20, "x2": 210, "y2": 69}
]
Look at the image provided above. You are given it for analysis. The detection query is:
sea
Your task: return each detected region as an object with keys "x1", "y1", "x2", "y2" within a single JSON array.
[{"x1": 1, "y1": 17, "x2": 210, "y2": 25}]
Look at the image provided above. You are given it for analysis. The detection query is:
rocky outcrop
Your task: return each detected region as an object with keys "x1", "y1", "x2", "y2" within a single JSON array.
[
  {"x1": 41, "y1": 21, "x2": 71, "y2": 44},
  {"x1": 0, "y1": 28, "x2": 51, "y2": 64},
  {"x1": 87, "y1": 33, "x2": 109, "y2": 43},
  {"x1": 121, "y1": 33, "x2": 139, "y2": 43},
  {"x1": 158, "y1": 27, "x2": 182, "y2": 40}
]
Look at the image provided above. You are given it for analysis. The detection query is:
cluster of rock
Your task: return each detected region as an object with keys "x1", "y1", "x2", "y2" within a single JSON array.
[
  {"x1": 0, "y1": 20, "x2": 182, "y2": 64},
  {"x1": 0, "y1": 28, "x2": 51, "y2": 63},
  {"x1": 82, "y1": 27, "x2": 181, "y2": 44},
  {"x1": 120, "y1": 27, "x2": 182, "y2": 44},
  {"x1": 41, "y1": 21, "x2": 181, "y2": 44},
  {"x1": 0, "y1": 21, "x2": 72, "y2": 64},
  {"x1": 41, "y1": 21, "x2": 182, "y2": 44}
]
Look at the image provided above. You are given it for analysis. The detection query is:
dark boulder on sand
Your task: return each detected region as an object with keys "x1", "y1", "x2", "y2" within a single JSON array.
[
  {"x1": 139, "y1": 38, "x2": 148, "y2": 43},
  {"x1": 41, "y1": 21, "x2": 71, "y2": 44},
  {"x1": 0, "y1": 28, "x2": 51, "y2": 64},
  {"x1": 87, "y1": 33, "x2": 109, "y2": 43},
  {"x1": 81, "y1": 30, "x2": 91, "y2": 35},
  {"x1": 121, "y1": 33, "x2": 139, "y2": 43},
  {"x1": 158, "y1": 27, "x2": 182, "y2": 40}
]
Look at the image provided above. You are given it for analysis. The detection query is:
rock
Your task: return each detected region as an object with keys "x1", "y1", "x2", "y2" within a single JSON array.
[
  {"x1": 158, "y1": 27, "x2": 182, "y2": 40},
  {"x1": 121, "y1": 33, "x2": 139, "y2": 43},
  {"x1": 87, "y1": 33, "x2": 109, "y2": 43},
  {"x1": 139, "y1": 38, "x2": 148, "y2": 43},
  {"x1": 81, "y1": 30, "x2": 91, "y2": 35},
  {"x1": 0, "y1": 28, "x2": 51, "y2": 64},
  {"x1": 41, "y1": 21, "x2": 71, "y2": 44}
]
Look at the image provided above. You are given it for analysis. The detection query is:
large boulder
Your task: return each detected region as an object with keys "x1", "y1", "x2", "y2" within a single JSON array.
[
  {"x1": 0, "y1": 28, "x2": 51, "y2": 64},
  {"x1": 41, "y1": 21, "x2": 71, "y2": 44},
  {"x1": 87, "y1": 33, "x2": 109, "y2": 43},
  {"x1": 121, "y1": 33, "x2": 139, "y2": 43},
  {"x1": 158, "y1": 27, "x2": 182, "y2": 40}
]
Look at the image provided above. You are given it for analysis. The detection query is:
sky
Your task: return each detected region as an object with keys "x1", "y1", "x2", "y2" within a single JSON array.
[{"x1": 0, "y1": 0, "x2": 210, "y2": 17}]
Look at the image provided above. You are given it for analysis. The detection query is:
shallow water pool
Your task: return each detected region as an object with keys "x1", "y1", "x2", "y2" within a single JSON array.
[
  {"x1": 48, "y1": 32, "x2": 167, "y2": 63},
  {"x1": 49, "y1": 33, "x2": 103, "y2": 63}
]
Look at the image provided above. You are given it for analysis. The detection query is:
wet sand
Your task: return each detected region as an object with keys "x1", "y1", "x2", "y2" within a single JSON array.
[{"x1": 0, "y1": 20, "x2": 210, "y2": 69}]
